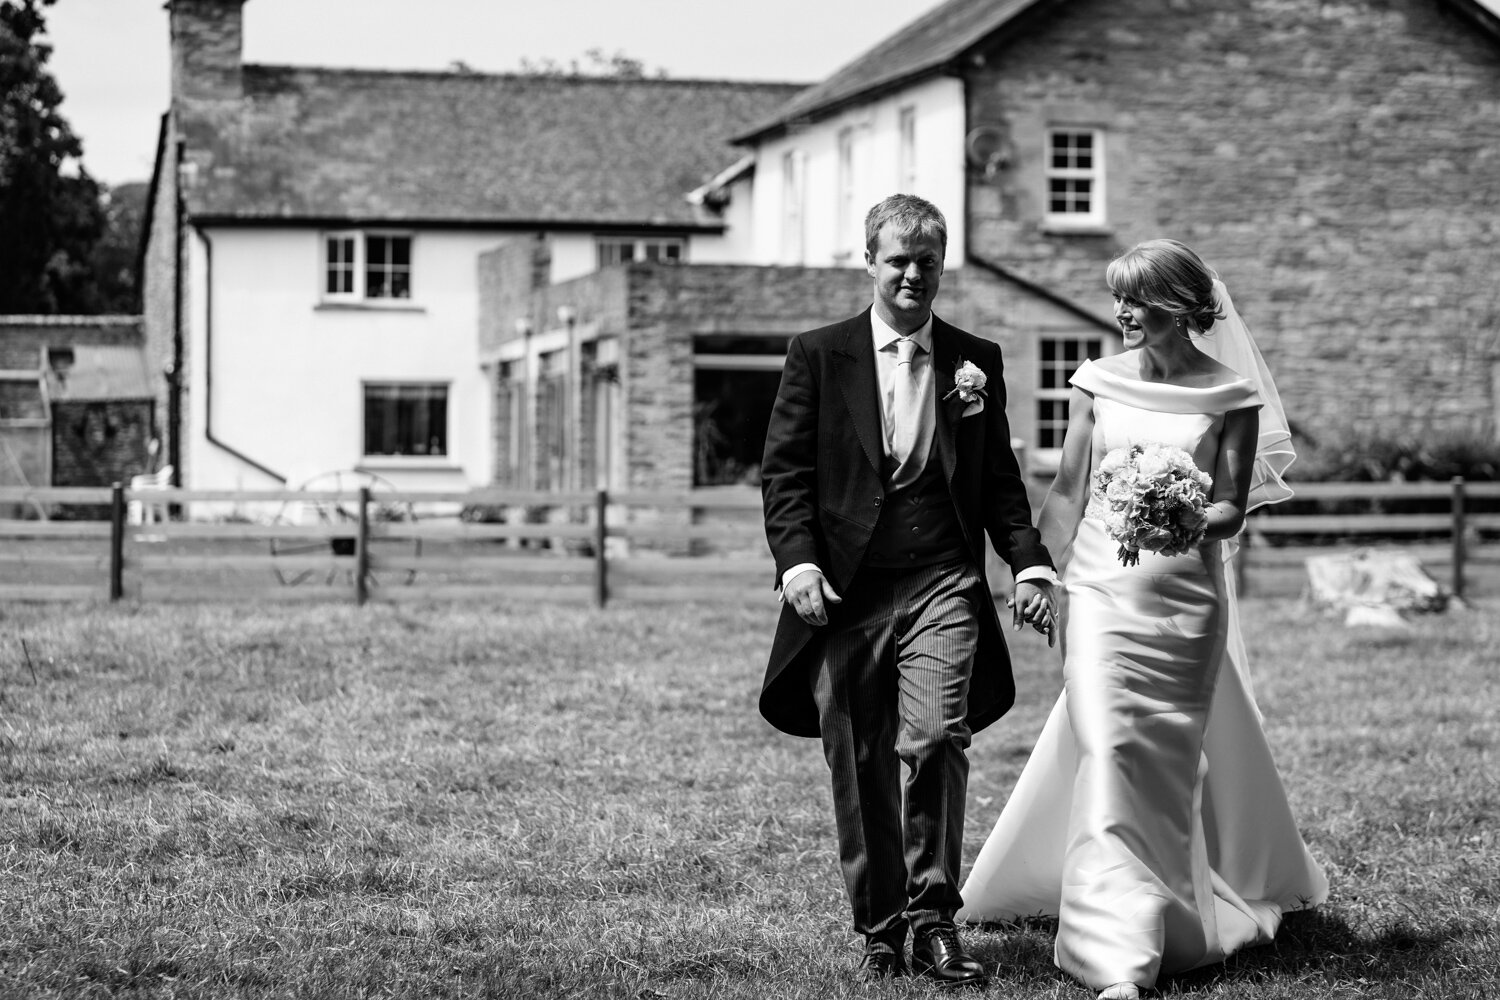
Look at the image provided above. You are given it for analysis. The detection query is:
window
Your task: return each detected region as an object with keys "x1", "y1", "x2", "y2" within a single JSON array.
[
  {"x1": 693, "y1": 335, "x2": 788, "y2": 487},
  {"x1": 595, "y1": 236, "x2": 685, "y2": 269},
  {"x1": 1036, "y1": 336, "x2": 1104, "y2": 451},
  {"x1": 324, "y1": 231, "x2": 413, "y2": 301},
  {"x1": 781, "y1": 150, "x2": 806, "y2": 264},
  {"x1": 836, "y1": 127, "x2": 856, "y2": 257},
  {"x1": 363, "y1": 383, "x2": 447, "y2": 457},
  {"x1": 898, "y1": 106, "x2": 917, "y2": 192},
  {"x1": 1045, "y1": 129, "x2": 1105, "y2": 228}
]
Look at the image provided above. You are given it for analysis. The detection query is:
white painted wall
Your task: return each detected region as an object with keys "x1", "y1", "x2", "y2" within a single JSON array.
[
  {"x1": 686, "y1": 172, "x2": 760, "y2": 265},
  {"x1": 747, "y1": 75, "x2": 968, "y2": 269},
  {"x1": 185, "y1": 226, "x2": 502, "y2": 495},
  {"x1": 550, "y1": 234, "x2": 597, "y2": 284}
]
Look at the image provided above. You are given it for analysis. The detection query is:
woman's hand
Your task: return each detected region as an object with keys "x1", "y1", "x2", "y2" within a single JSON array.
[{"x1": 1008, "y1": 580, "x2": 1059, "y2": 647}]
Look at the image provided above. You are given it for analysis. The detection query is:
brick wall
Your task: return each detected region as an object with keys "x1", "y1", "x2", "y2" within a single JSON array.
[{"x1": 965, "y1": 0, "x2": 1500, "y2": 443}]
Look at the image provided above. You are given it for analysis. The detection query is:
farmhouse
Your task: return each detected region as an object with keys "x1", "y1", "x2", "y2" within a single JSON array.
[{"x1": 146, "y1": 0, "x2": 1500, "y2": 501}]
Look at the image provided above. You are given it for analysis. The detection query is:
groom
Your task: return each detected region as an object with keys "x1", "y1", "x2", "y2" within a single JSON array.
[{"x1": 760, "y1": 194, "x2": 1057, "y2": 986}]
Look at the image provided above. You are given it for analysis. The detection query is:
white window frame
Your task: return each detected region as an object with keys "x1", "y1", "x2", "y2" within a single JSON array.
[
  {"x1": 1044, "y1": 128, "x2": 1106, "y2": 230},
  {"x1": 323, "y1": 230, "x2": 414, "y2": 302},
  {"x1": 781, "y1": 149, "x2": 807, "y2": 264},
  {"x1": 595, "y1": 235, "x2": 686, "y2": 269},
  {"x1": 898, "y1": 106, "x2": 917, "y2": 192},
  {"x1": 1033, "y1": 333, "x2": 1109, "y2": 468},
  {"x1": 835, "y1": 126, "x2": 856, "y2": 260}
]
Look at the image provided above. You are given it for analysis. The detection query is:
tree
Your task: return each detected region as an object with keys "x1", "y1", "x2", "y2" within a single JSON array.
[
  {"x1": 518, "y1": 48, "x2": 668, "y2": 79},
  {"x1": 87, "y1": 181, "x2": 146, "y2": 314},
  {"x1": 0, "y1": 0, "x2": 106, "y2": 313}
]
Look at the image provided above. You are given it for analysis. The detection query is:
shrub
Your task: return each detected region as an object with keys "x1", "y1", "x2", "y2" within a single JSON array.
[{"x1": 1290, "y1": 424, "x2": 1500, "y2": 483}]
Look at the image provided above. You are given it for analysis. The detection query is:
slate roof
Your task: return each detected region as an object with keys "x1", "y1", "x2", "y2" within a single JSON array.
[
  {"x1": 735, "y1": 0, "x2": 1046, "y2": 143},
  {"x1": 180, "y1": 68, "x2": 806, "y2": 227}
]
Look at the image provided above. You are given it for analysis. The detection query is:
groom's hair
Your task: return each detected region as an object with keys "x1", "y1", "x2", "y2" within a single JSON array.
[{"x1": 864, "y1": 194, "x2": 948, "y2": 258}]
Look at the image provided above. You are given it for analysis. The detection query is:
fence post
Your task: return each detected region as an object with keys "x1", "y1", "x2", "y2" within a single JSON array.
[
  {"x1": 109, "y1": 482, "x2": 125, "y2": 601},
  {"x1": 1451, "y1": 476, "x2": 1466, "y2": 600},
  {"x1": 355, "y1": 486, "x2": 371, "y2": 606},
  {"x1": 594, "y1": 488, "x2": 608, "y2": 608}
]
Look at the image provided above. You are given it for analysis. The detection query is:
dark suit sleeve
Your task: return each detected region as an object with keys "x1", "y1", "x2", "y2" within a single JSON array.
[
  {"x1": 761, "y1": 334, "x2": 823, "y2": 586},
  {"x1": 978, "y1": 339, "x2": 1054, "y2": 574}
]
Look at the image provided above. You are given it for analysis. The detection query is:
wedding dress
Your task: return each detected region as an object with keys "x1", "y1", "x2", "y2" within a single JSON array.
[{"x1": 957, "y1": 359, "x2": 1328, "y2": 991}]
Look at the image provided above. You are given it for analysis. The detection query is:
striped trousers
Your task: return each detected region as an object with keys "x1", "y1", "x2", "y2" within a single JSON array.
[{"x1": 811, "y1": 557, "x2": 983, "y2": 945}]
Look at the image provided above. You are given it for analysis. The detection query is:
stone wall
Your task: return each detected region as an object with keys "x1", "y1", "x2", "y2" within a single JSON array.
[
  {"x1": 142, "y1": 119, "x2": 182, "y2": 484},
  {"x1": 477, "y1": 234, "x2": 549, "y2": 354},
  {"x1": 965, "y1": 0, "x2": 1500, "y2": 444},
  {"x1": 487, "y1": 261, "x2": 873, "y2": 492},
  {"x1": 620, "y1": 264, "x2": 872, "y2": 491}
]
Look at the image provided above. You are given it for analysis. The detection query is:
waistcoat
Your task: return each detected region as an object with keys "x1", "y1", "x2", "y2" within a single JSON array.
[{"x1": 863, "y1": 452, "x2": 968, "y2": 569}]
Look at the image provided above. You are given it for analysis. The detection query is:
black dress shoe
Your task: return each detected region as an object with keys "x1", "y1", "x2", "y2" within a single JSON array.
[
  {"x1": 857, "y1": 947, "x2": 907, "y2": 981},
  {"x1": 912, "y1": 926, "x2": 986, "y2": 988}
]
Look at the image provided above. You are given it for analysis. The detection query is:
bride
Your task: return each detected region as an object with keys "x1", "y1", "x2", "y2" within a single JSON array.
[{"x1": 958, "y1": 240, "x2": 1328, "y2": 998}]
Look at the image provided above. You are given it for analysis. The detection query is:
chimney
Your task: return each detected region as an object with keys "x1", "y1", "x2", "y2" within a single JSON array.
[{"x1": 167, "y1": 0, "x2": 247, "y2": 104}]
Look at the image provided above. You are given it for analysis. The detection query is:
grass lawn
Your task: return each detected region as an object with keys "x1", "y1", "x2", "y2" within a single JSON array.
[{"x1": 1, "y1": 595, "x2": 1496, "y2": 999}]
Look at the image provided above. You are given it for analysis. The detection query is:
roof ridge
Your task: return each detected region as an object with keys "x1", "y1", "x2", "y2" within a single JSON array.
[
  {"x1": 243, "y1": 63, "x2": 809, "y2": 90},
  {"x1": 735, "y1": 0, "x2": 1045, "y2": 142}
]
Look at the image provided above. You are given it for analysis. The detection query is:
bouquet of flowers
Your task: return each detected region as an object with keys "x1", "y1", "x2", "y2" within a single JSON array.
[{"x1": 1093, "y1": 443, "x2": 1213, "y2": 566}]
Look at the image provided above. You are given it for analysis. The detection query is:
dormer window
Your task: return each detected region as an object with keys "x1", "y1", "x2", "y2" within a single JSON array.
[
  {"x1": 1044, "y1": 129, "x2": 1106, "y2": 230},
  {"x1": 324, "y1": 231, "x2": 413, "y2": 301}
]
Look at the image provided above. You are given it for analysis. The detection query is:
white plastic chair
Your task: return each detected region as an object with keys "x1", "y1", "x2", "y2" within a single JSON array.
[{"x1": 127, "y1": 465, "x2": 173, "y2": 525}]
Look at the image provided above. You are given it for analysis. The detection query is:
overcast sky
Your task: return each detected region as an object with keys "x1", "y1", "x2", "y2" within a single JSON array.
[{"x1": 42, "y1": 0, "x2": 949, "y2": 187}]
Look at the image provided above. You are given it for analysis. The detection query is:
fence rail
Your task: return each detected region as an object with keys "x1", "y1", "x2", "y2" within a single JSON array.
[{"x1": 0, "y1": 479, "x2": 1496, "y2": 605}]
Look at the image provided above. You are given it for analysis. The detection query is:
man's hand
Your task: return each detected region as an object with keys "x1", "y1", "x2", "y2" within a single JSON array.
[
  {"x1": 784, "y1": 568, "x2": 842, "y2": 626},
  {"x1": 1007, "y1": 580, "x2": 1058, "y2": 647}
]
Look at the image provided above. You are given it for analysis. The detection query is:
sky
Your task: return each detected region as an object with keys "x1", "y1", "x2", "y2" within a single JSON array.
[{"x1": 41, "y1": 0, "x2": 950, "y2": 188}]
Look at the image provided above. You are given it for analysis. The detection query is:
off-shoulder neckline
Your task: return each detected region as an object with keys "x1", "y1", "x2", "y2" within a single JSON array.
[{"x1": 1071, "y1": 359, "x2": 1262, "y2": 414}]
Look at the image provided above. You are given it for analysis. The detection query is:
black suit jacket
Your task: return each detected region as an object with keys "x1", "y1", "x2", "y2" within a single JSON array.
[{"x1": 759, "y1": 309, "x2": 1053, "y2": 738}]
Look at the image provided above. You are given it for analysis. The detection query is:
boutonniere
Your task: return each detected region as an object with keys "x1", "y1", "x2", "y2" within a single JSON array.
[{"x1": 944, "y1": 359, "x2": 988, "y2": 403}]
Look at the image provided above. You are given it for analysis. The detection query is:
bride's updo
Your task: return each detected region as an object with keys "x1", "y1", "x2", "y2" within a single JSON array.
[{"x1": 1105, "y1": 238, "x2": 1223, "y2": 333}]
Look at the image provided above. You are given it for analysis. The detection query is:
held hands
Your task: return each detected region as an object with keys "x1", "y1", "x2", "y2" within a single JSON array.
[
  {"x1": 1007, "y1": 580, "x2": 1059, "y2": 648},
  {"x1": 784, "y1": 569, "x2": 842, "y2": 626}
]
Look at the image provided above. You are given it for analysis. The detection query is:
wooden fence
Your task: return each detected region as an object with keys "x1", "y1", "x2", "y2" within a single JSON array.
[
  {"x1": 1240, "y1": 479, "x2": 1500, "y2": 598},
  {"x1": 0, "y1": 479, "x2": 1496, "y2": 605}
]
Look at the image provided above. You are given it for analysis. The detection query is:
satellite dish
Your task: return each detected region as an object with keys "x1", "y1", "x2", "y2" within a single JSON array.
[{"x1": 965, "y1": 126, "x2": 1015, "y2": 180}]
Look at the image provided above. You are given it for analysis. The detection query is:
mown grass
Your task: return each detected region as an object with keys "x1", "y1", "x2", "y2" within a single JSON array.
[{"x1": 0, "y1": 596, "x2": 1495, "y2": 999}]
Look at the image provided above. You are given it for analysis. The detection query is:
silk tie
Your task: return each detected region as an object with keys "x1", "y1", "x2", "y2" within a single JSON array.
[{"x1": 891, "y1": 337, "x2": 922, "y2": 481}]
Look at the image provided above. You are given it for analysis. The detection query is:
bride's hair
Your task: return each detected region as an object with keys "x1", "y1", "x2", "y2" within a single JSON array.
[{"x1": 1106, "y1": 239, "x2": 1224, "y2": 332}]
